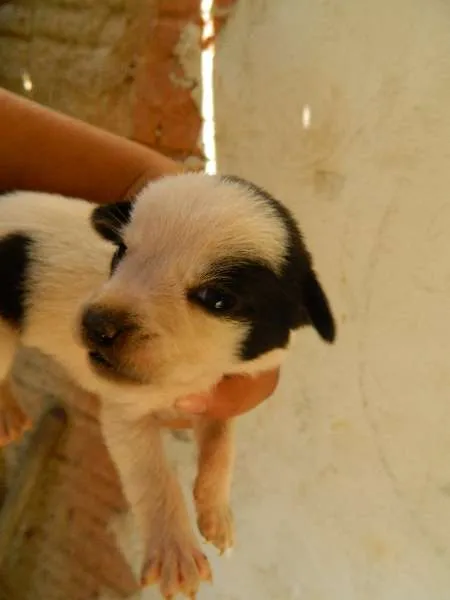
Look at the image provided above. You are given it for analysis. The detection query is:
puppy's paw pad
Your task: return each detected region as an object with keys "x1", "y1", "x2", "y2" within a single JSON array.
[
  {"x1": 142, "y1": 538, "x2": 212, "y2": 598},
  {"x1": 197, "y1": 504, "x2": 235, "y2": 555},
  {"x1": 0, "y1": 403, "x2": 31, "y2": 446}
]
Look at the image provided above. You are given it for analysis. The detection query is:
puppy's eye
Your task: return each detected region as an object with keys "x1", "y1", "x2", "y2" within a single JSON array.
[
  {"x1": 191, "y1": 287, "x2": 237, "y2": 313},
  {"x1": 111, "y1": 243, "x2": 127, "y2": 273}
]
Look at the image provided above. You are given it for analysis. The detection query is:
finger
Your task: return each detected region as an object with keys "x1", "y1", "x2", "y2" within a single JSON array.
[
  {"x1": 175, "y1": 392, "x2": 211, "y2": 415},
  {"x1": 206, "y1": 368, "x2": 281, "y2": 419}
]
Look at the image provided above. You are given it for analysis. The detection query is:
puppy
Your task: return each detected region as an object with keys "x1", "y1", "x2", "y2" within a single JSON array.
[{"x1": 0, "y1": 173, "x2": 335, "y2": 597}]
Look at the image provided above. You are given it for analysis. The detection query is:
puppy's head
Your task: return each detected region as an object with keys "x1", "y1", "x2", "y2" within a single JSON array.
[{"x1": 81, "y1": 173, "x2": 335, "y2": 391}]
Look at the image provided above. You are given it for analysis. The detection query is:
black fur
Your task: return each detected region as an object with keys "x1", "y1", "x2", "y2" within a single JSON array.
[
  {"x1": 221, "y1": 175, "x2": 336, "y2": 345},
  {"x1": 110, "y1": 243, "x2": 127, "y2": 274},
  {"x1": 194, "y1": 259, "x2": 302, "y2": 360},
  {"x1": 0, "y1": 233, "x2": 33, "y2": 330},
  {"x1": 91, "y1": 201, "x2": 133, "y2": 244}
]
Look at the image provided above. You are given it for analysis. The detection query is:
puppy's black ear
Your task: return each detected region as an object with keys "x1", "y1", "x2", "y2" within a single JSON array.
[
  {"x1": 221, "y1": 174, "x2": 336, "y2": 344},
  {"x1": 302, "y1": 269, "x2": 336, "y2": 343},
  {"x1": 91, "y1": 201, "x2": 133, "y2": 244}
]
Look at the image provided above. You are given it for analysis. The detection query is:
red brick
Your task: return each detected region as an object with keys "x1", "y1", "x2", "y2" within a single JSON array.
[
  {"x1": 159, "y1": 0, "x2": 200, "y2": 18},
  {"x1": 136, "y1": 59, "x2": 179, "y2": 106},
  {"x1": 160, "y1": 97, "x2": 202, "y2": 151},
  {"x1": 132, "y1": 0, "x2": 204, "y2": 160},
  {"x1": 133, "y1": 104, "x2": 161, "y2": 147},
  {"x1": 151, "y1": 18, "x2": 185, "y2": 59}
]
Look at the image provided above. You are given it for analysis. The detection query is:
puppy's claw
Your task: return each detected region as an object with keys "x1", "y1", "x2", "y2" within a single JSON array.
[
  {"x1": 197, "y1": 504, "x2": 235, "y2": 555},
  {"x1": 192, "y1": 549, "x2": 212, "y2": 582},
  {"x1": 141, "y1": 559, "x2": 161, "y2": 587},
  {"x1": 141, "y1": 537, "x2": 212, "y2": 598}
]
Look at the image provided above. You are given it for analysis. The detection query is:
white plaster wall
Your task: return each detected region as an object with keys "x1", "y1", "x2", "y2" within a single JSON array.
[{"x1": 200, "y1": 0, "x2": 450, "y2": 598}]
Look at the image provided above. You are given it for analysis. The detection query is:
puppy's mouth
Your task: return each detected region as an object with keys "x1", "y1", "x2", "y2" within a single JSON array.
[
  {"x1": 87, "y1": 350, "x2": 144, "y2": 385},
  {"x1": 89, "y1": 350, "x2": 114, "y2": 370}
]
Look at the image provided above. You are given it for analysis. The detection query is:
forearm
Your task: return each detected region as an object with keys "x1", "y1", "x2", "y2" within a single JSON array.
[{"x1": 0, "y1": 89, "x2": 183, "y2": 203}]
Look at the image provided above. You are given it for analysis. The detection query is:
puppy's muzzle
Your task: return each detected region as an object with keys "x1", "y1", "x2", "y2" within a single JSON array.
[
  {"x1": 80, "y1": 306, "x2": 147, "y2": 384},
  {"x1": 81, "y1": 306, "x2": 137, "y2": 352}
]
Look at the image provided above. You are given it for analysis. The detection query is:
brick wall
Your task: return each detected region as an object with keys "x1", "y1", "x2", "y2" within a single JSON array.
[
  {"x1": 0, "y1": 0, "x2": 206, "y2": 165},
  {"x1": 133, "y1": 0, "x2": 203, "y2": 165},
  {"x1": 0, "y1": 0, "x2": 156, "y2": 139}
]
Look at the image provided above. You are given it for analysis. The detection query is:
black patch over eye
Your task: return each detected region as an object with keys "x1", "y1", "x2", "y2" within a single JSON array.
[
  {"x1": 189, "y1": 286, "x2": 238, "y2": 314},
  {"x1": 110, "y1": 243, "x2": 127, "y2": 273}
]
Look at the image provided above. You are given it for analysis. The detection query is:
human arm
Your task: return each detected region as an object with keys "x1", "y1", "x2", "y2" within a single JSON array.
[{"x1": 0, "y1": 88, "x2": 181, "y2": 203}]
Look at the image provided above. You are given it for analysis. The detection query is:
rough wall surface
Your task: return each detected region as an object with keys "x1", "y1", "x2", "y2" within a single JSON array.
[
  {"x1": 0, "y1": 0, "x2": 203, "y2": 161},
  {"x1": 133, "y1": 0, "x2": 203, "y2": 163},
  {"x1": 213, "y1": 0, "x2": 450, "y2": 598},
  {"x1": 0, "y1": 0, "x2": 155, "y2": 138}
]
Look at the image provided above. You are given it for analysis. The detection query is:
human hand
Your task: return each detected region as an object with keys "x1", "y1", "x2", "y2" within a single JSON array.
[{"x1": 164, "y1": 369, "x2": 280, "y2": 429}]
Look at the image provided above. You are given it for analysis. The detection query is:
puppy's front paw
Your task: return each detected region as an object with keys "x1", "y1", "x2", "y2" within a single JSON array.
[
  {"x1": 197, "y1": 503, "x2": 234, "y2": 555},
  {"x1": 142, "y1": 532, "x2": 212, "y2": 598},
  {"x1": 0, "y1": 400, "x2": 31, "y2": 446}
]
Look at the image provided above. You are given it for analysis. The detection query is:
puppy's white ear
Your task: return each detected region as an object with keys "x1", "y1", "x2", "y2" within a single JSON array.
[
  {"x1": 302, "y1": 269, "x2": 336, "y2": 343},
  {"x1": 91, "y1": 201, "x2": 134, "y2": 244}
]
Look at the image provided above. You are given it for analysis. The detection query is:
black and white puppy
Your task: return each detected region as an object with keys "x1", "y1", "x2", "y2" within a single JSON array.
[{"x1": 0, "y1": 173, "x2": 335, "y2": 598}]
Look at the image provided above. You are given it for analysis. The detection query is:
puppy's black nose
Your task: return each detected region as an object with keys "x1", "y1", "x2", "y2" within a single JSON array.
[{"x1": 82, "y1": 307, "x2": 124, "y2": 348}]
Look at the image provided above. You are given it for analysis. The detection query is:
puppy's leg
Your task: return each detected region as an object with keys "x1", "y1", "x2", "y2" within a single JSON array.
[
  {"x1": 0, "y1": 379, "x2": 32, "y2": 446},
  {"x1": 193, "y1": 418, "x2": 235, "y2": 554},
  {"x1": 100, "y1": 406, "x2": 212, "y2": 598},
  {"x1": 0, "y1": 324, "x2": 30, "y2": 446}
]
